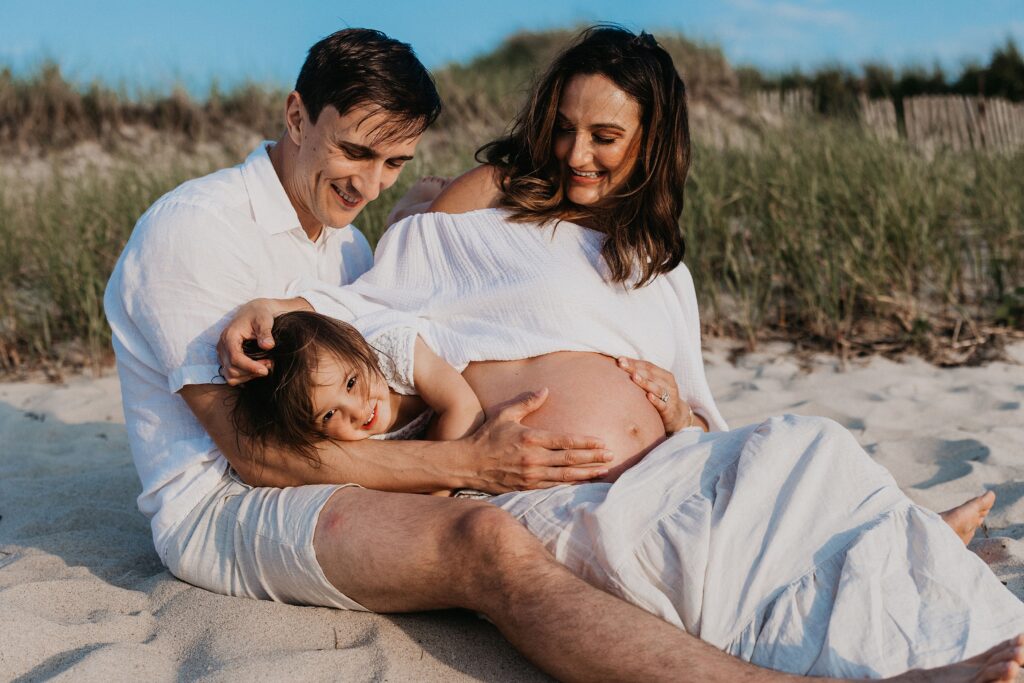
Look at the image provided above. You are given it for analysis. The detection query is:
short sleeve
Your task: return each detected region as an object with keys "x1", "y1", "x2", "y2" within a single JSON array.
[
  {"x1": 366, "y1": 326, "x2": 418, "y2": 395},
  {"x1": 292, "y1": 278, "x2": 372, "y2": 323},
  {"x1": 114, "y1": 201, "x2": 261, "y2": 392}
]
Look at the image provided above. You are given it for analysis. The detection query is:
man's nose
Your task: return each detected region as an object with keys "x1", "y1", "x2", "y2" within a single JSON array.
[{"x1": 352, "y1": 163, "x2": 384, "y2": 202}]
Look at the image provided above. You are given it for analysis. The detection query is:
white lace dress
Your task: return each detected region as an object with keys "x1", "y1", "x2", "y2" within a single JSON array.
[{"x1": 364, "y1": 325, "x2": 433, "y2": 441}]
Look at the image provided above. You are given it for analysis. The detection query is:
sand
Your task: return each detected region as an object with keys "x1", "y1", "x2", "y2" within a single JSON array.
[{"x1": 1, "y1": 342, "x2": 1022, "y2": 681}]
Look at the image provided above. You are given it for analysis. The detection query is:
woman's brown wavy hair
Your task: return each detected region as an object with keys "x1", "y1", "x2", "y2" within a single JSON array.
[{"x1": 477, "y1": 25, "x2": 691, "y2": 287}]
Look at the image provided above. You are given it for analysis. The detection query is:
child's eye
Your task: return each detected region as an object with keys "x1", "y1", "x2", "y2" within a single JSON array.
[
  {"x1": 322, "y1": 409, "x2": 335, "y2": 423},
  {"x1": 346, "y1": 376, "x2": 357, "y2": 391}
]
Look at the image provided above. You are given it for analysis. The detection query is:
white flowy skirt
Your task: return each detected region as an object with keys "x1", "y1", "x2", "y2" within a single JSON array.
[{"x1": 491, "y1": 415, "x2": 1024, "y2": 678}]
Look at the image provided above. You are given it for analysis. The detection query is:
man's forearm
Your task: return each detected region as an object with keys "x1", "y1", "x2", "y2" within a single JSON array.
[
  {"x1": 242, "y1": 435, "x2": 474, "y2": 491},
  {"x1": 180, "y1": 383, "x2": 473, "y2": 491}
]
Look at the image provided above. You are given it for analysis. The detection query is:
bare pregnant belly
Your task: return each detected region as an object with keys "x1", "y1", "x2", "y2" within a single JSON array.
[{"x1": 462, "y1": 351, "x2": 667, "y2": 480}]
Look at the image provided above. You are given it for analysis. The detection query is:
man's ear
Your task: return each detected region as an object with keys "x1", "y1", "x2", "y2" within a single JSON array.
[{"x1": 284, "y1": 91, "x2": 306, "y2": 146}]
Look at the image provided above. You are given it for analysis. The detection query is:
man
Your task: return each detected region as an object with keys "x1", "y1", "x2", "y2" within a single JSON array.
[{"x1": 105, "y1": 28, "x2": 1022, "y2": 682}]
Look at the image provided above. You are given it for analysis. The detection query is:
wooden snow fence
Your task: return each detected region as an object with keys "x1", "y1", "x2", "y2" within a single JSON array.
[
  {"x1": 858, "y1": 94, "x2": 898, "y2": 142},
  {"x1": 893, "y1": 96, "x2": 1024, "y2": 154},
  {"x1": 754, "y1": 88, "x2": 814, "y2": 123}
]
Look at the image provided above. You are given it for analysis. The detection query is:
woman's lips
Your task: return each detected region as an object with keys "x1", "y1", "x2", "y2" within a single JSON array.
[{"x1": 568, "y1": 169, "x2": 604, "y2": 185}]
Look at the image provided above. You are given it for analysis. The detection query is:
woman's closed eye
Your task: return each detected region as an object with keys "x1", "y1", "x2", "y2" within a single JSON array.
[{"x1": 555, "y1": 126, "x2": 616, "y2": 146}]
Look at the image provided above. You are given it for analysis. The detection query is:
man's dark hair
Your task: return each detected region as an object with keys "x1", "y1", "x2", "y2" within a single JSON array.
[{"x1": 295, "y1": 28, "x2": 441, "y2": 140}]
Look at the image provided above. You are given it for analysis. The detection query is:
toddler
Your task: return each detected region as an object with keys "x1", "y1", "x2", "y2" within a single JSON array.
[{"x1": 230, "y1": 311, "x2": 484, "y2": 472}]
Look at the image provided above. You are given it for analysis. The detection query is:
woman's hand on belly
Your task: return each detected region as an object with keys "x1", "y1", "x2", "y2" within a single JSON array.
[
  {"x1": 616, "y1": 356, "x2": 708, "y2": 433},
  {"x1": 459, "y1": 388, "x2": 615, "y2": 492}
]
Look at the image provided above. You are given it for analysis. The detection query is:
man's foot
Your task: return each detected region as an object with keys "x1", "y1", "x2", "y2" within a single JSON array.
[
  {"x1": 387, "y1": 176, "x2": 451, "y2": 224},
  {"x1": 940, "y1": 491, "x2": 996, "y2": 545},
  {"x1": 886, "y1": 634, "x2": 1024, "y2": 682}
]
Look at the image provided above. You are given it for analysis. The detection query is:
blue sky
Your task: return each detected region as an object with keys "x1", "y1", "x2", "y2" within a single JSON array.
[{"x1": 2, "y1": 1, "x2": 1022, "y2": 94}]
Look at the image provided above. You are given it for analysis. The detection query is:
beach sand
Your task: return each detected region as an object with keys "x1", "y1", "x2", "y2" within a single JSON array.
[{"x1": 1, "y1": 343, "x2": 1022, "y2": 681}]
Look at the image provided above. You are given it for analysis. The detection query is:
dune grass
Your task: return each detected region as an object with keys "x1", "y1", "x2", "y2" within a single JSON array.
[
  {"x1": 683, "y1": 124, "x2": 1023, "y2": 360},
  {"x1": 1, "y1": 121, "x2": 1020, "y2": 375},
  {"x1": 0, "y1": 159, "x2": 231, "y2": 374},
  {"x1": 0, "y1": 25, "x2": 1021, "y2": 374}
]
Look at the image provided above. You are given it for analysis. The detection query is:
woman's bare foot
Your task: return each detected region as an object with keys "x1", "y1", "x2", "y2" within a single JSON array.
[
  {"x1": 941, "y1": 491, "x2": 996, "y2": 545},
  {"x1": 885, "y1": 634, "x2": 1024, "y2": 682},
  {"x1": 387, "y1": 176, "x2": 451, "y2": 224}
]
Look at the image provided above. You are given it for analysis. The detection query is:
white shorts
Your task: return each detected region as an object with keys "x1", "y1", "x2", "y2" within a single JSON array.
[{"x1": 161, "y1": 469, "x2": 366, "y2": 610}]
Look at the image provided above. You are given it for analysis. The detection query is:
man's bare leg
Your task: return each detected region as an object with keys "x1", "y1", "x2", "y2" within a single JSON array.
[
  {"x1": 315, "y1": 488, "x2": 1023, "y2": 683},
  {"x1": 315, "y1": 488, "x2": 799, "y2": 682},
  {"x1": 941, "y1": 491, "x2": 996, "y2": 545}
]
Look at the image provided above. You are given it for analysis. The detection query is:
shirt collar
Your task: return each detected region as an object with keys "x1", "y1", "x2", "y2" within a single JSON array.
[{"x1": 239, "y1": 141, "x2": 304, "y2": 236}]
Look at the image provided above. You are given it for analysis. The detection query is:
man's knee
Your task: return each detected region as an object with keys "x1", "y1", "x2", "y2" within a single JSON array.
[
  {"x1": 443, "y1": 503, "x2": 564, "y2": 612},
  {"x1": 446, "y1": 503, "x2": 550, "y2": 576}
]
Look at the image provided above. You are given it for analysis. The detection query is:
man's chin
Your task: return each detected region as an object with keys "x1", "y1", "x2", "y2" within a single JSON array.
[{"x1": 320, "y1": 206, "x2": 362, "y2": 228}]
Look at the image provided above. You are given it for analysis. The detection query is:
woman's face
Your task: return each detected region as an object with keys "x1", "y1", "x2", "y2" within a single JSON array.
[{"x1": 553, "y1": 74, "x2": 642, "y2": 207}]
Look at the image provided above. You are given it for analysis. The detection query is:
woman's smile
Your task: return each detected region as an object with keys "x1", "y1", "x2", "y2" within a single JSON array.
[{"x1": 568, "y1": 167, "x2": 606, "y2": 184}]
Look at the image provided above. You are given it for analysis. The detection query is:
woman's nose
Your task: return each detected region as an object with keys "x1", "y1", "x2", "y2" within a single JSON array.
[{"x1": 567, "y1": 135, "x2": 592, "y2": 168}]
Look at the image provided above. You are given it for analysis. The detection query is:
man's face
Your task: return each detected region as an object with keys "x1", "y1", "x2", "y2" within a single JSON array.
[{"x1": 286, "y1": 98, "x2": 421, "y2": 233}]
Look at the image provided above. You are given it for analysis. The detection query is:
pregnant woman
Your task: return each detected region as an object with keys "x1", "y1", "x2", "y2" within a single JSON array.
[{"x1": 222, "y1": 26, "x2": 1024, "y2": 680}]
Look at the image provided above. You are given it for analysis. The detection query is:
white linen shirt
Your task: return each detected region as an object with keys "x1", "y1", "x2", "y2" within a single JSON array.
[{"x1": 104, "y1": 142, "x2": 373, "y2": 563}]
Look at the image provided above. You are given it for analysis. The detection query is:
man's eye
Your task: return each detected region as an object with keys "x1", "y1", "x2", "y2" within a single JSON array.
[
  {"x1": 346, "y1": 377, "x2": 357, "y2": 390},
  {"x1": 341, "y1": 146, "x2": 368, "y2": 159},
  {"x1": 322, "y1": 410, "x2": 335, "y2": 423}
]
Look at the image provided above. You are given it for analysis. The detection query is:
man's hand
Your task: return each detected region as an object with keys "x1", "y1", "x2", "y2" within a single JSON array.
[
  {"x1": 462, "y1": 388, "x2": 613, "y2": 493},
  {"x1": 217, "y1": 297, "x2": 312, "y2": 385}
]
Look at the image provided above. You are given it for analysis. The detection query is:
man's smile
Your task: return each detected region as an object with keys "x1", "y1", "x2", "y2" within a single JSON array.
[{"x1": 331, "y1": 182, "x2": 361, "y2": 209}]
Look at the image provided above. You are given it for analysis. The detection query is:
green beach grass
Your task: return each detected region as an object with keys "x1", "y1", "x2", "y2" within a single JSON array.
[
  {"x1": 2, "y1": 120, "x2": 1020, "y2": 375},
  {"x1": 682, "y1": 124, "x2": 1024, "y2": 359}
]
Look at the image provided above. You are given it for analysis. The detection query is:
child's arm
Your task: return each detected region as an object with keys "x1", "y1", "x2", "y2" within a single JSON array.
[{"x1": 412, "y1": 337, "x2": 485, "y2": 441}]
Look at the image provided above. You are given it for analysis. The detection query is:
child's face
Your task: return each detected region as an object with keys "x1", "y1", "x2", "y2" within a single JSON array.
[{"x1": 310, "y1": 352, "x2": 392, "y2": 441}]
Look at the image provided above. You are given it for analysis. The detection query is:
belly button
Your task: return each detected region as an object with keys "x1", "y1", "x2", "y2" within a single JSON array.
[{"x1": 627, "y1": 423, "x2": 641, "y2": 438}]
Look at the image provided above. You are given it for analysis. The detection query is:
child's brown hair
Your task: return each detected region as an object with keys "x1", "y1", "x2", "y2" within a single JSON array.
[{"x1": 230, "y1": 311, "x2": 384, "y2": 469}]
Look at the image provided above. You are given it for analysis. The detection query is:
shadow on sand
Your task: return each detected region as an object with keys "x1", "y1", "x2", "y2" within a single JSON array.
[{"x1": 0, "y1": 398, "x2": 549, "y2": 682}]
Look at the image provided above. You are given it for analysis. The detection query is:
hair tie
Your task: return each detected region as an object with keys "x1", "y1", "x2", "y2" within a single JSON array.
[{"x1": 634, "y1": 31, "x2": 659, "y2": 49}]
